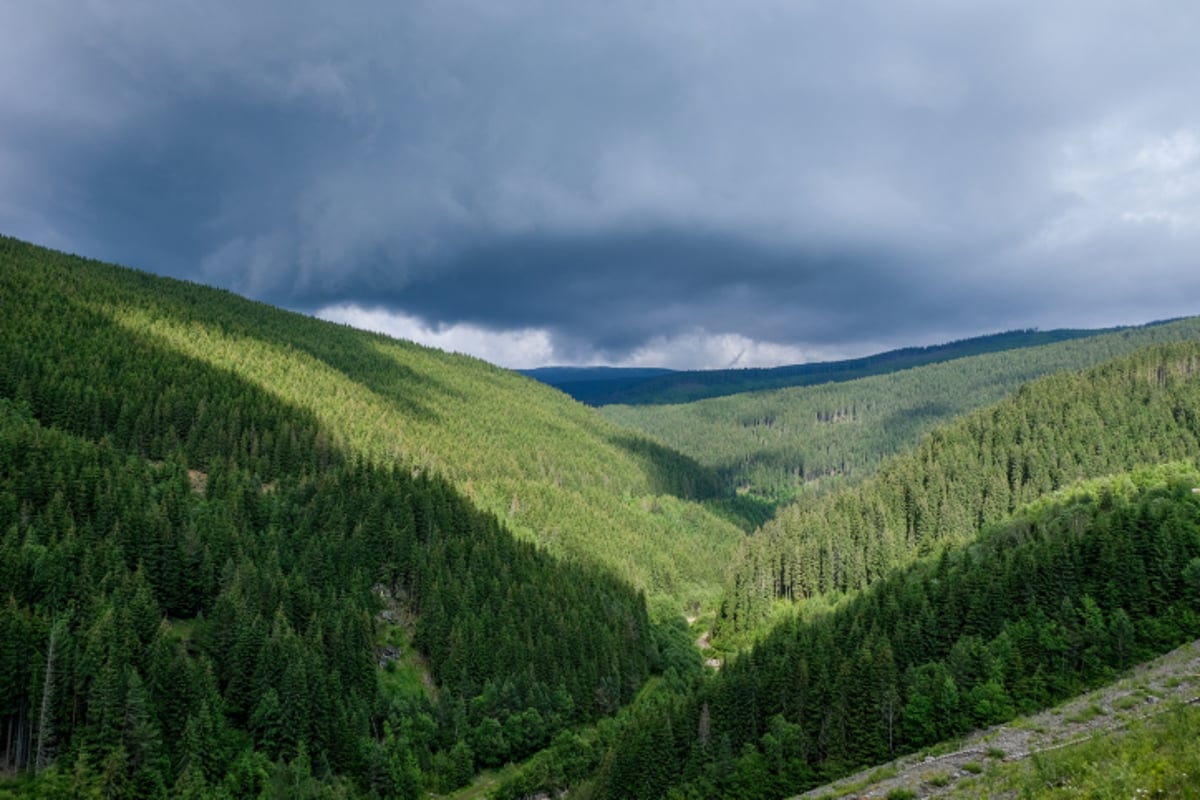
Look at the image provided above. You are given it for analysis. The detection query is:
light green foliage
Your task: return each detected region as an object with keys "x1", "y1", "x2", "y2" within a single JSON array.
[
  {"x1": 374, "y1": 625, "x2": 428, "y2": 703},
  {"x1": 924, "y1": 770, "x2": 951, "y2": 786},
  {"x1": 0, "y1": 235, "x2": 743, "y2": 611},
  {"x1": 1064, "y1": 704, "x2": 1106, "y2": 725},
  {"x1": 121, "y1": 304, "x2": 737, "y2": 609}
]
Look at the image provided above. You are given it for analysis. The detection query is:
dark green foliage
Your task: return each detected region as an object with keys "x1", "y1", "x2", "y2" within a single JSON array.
[
  {"x1": 719, "y1": 342, "x2": 1200, "y2": 636},
  {"x1": 0, "y1": 237, "x2": 658, "y2": 795},
  {"x1": 596, "y1": 465, "x2": 1200, "y2": 799}
]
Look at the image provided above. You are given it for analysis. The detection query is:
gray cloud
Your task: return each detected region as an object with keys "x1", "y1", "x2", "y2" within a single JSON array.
[{"x1": 3, "y1": 1, "x2": 1199, "y2": 367}]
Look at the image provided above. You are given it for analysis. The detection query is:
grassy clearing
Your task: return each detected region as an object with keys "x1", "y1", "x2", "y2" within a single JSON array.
[
  {"x1": 375, "y1": 619, "x2": 434, "y2": 702},
  {"x1": 1112, "y1": 694, "x2": 1143, "y2": 711},
  {"x1": 1063, "y1": 703, "x2": 1106, "y2": 724},
  {"x1": 923, "y1": 770, "x2": 951, "y2": 787},
  {"x1": 441, "y1": 764, "x2": 521, "y2": 800},
  {"x1": 942, "y1": 702, "x2": 1200, "y2": 798}
]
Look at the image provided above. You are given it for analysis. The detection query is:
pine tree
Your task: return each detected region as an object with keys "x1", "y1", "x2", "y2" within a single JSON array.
[{"x1": 34, "y1": 619, "x2": 63, "y2": 773}]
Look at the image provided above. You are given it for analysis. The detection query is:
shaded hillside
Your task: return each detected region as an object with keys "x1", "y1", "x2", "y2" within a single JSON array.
[
  {"x1": 0, "y1": 345, "x2": 654, "y2": 795},
  {"x1": 521, "y1": 366, "x2": 676, "y2": 406},
  {"x1": 594, "y1": 464, "x2": 1200, "y2": 800},
  {"x1": 604, "y1": 317, "x2": 1200, "y2": 503},
  {"x1": 0, "y1": 236, "x2": 744, "y2": 609},
  {"x1": 720, "y1": 342, "x2": 1200, "y2": 636},
  {"x1": 527, "y1": 328, "x2": 1131, "y2": 407}
]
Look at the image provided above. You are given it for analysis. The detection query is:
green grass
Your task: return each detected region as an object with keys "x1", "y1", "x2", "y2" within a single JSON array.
[
  {"x1": 941, "y1": 703, "x2": 1200, "y2": 798},
  {"x1": 166, "y1": 617, "x2": 199, "y2": 641},
  {"x1": 375, "y1": 623, "x2": 432, "y2": 703},
  {"x1": 866, "y1": 765, "x2": 900, "y2": 784},
  {"x1": 1113, "y1": 694, "x2": 1142, "y2": 711},
  {"x1": 924, "y1": 770, "x2": 951, "y2": 787},
  {"x1": 925, "y1": 738, "x2": 965, "y2": 758},
  {"x1": 1064, "y1": 703, "x2": 1107, "y2": 724},
  {"x1": 811, "y1": 764, "x2": 900, "y2": 799},
  {"x1": 442, "y1": 763, "x2": 522, "y2": 800}
]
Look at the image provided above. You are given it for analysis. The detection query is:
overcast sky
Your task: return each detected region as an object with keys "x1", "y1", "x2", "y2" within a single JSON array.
[{"x1": 3, "y1": 1, "x2": 1200, "y2": 369}]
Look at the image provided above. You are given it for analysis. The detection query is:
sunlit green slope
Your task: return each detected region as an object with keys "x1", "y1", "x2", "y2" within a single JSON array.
[
  {"x1": 603, "y1": 316, "x2": 1200, "y2": 503},
  {"x1": 0, "y1": 233, "x2": 665, "y2": 795},
  {"x1": 0, "y1": 235, "x2": 743, "y2": 609}
]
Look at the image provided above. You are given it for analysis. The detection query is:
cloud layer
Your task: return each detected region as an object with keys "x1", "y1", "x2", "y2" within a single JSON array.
[{"x1": 3, "y1": 1, "x2": 1200, "y2": 367}]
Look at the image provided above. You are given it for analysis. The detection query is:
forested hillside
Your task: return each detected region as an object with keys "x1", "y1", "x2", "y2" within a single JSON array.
[
  {"x1": 594, "y1": 464, "x2": 1200, "y2": 799},
  {"x1": 5, "y1": 233, "x2": 1199, "y2": 799},
  {"x1": 451, "y1": 341, "x2": 1200, "y2": 800},
  {"x1": 0, "y1": 236, "x2": 745, "y2": 611},
  {"x1": 720, "y1": 342, "x2": 1200, "y2": 636},
  {"x1": 604, "y1": 317, "x2": 1200, "y2": 503},
  {"x1": 0, "y1": 400, "x2": 651, "y2": 796},
  {"x1": 0, "y1": 235, "x2": 716, "y2": 796},
  {"x1": 527, "y1": 328, "x2": 1123, "y2": 407}
]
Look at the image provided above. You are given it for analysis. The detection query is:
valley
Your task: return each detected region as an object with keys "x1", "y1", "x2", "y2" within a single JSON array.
[{"x1": 3, "y1": 235, "x2": 1200, "y2": 799}]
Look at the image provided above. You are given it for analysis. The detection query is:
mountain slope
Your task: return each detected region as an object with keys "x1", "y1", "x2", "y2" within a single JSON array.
[
  {"x1": 603, "y1": 316, "x2": 1200, "y2": 503},
  {"x1": 0, "y1": 235, "x2": 743, "y2": 609},
  {"x1": 526, "y1": 327, "x2": 1136, "y2": 407},
  {"x1": 720, "y1": 341, "x2": 1200, "y2": 636},
  {"x1": 795, "y1": 637, "x2": 1200, "y2": 799},
  {"x1": 0, "y1": 241, "x2": 670, "y2": 798},
  {"x1": 0, "y1": 394, "x2": 653, "y2": 795},
  {"x1": 595, "y1": 463, "x2": 1200, "y2": 799}
]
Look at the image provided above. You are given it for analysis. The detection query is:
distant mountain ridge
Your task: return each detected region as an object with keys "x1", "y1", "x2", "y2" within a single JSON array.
[
  {"x1": 603, "y1": 315, "x2": 1200, "y2": 503},
  {"x1": 523, "y1": 326, "x2": 1157, "y2": 406}
]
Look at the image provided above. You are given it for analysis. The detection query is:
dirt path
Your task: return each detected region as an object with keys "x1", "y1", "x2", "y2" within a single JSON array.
[{"x1": 794, "y1": 639, "x2": 1200, "y2": 799}]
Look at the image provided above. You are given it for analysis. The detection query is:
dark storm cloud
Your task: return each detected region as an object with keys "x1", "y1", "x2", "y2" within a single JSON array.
[
  {"x1": 306, "y1": 230, "x2": 943, "y2": 359},
  {"x1": 3, "y1": 1, "x2": 1200, "y2": 366}
]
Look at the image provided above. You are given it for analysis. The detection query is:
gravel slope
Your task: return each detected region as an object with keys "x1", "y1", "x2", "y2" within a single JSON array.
[{"x1": 795, "y1": 639, "x2": 1200, "y2": 800}]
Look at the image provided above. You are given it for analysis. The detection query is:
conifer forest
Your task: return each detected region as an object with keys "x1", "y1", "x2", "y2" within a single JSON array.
[{"x1": 3, "y1": 236, "x2": 1200, "y2": 799}]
